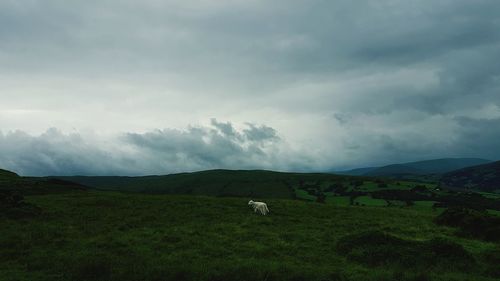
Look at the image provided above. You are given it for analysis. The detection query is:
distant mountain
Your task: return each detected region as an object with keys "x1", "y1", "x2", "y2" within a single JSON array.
[
  {"x1": 440, "y1": 161, "x2": 500, "y2": 193},
  {"x1": 364, "y1": 164, "x2": 424, "y2": 176},
  {"x1": 334, "y1": 167, "x2": 377, "y2": 176},
  {"x1": 336, "y1": 158, "x2": 492, "y2": 178}
]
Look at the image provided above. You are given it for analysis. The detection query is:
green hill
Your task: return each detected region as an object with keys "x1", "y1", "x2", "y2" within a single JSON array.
[
  {"x1": 53, "y1": 169, "x2": 500, "y2": 211},
  {"x1": 0, "y1": 168, "x2": 86, "y2": 195},
  {"x1": 441, "y1": 161, "x2": 500, "y2": 193},
  {"x1": 0, "y1": 168, "x2": 19, "y2": 179},
  {"x1": 0, "y1": 167, "x2": 496, "y2": 211},
  {"x1": 55, "y1": 169, "x2": 348, "y2": 198}
]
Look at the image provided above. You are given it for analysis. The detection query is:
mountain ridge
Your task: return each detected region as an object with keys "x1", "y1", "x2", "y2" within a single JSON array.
[
  {"x1": 440, "y1": 160, "x2": 500, "y2": 193},
  {"x1": 336, "y1": 158, "x2": 492, "y2": 177}
]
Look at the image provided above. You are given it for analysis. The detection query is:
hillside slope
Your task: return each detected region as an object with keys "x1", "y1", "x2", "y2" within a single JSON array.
[
  {"x1": 440, "y1": 161, "x2": 500, "y2": 193},
  {"x1": 335, "y1": 167, "x2": 376, "y2": 176},
  {"x1": 0, "y1": 168, "x2": 86, "y2": 195},
  {"x1": 338, "y1": 158, "x2": 491, "y2": 178},
  {"x1": 55, "y1": 169, "x2": 347, "y2": 198},
  {"x1": 0, "y1": 168, "x2": 19, "y2": 178},
  {"x1": 402, "y1": 158, "x2": 492, "y2": 174},
  {"x1": 364, "y1": 164, "x2": 425, "y2": 176}
]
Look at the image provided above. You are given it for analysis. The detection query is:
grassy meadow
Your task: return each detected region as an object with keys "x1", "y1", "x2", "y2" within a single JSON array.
[{"x1": 1, "y1": 190, "x2": 499, "y2": 281}]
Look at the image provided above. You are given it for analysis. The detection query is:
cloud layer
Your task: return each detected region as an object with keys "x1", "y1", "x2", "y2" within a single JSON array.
[
  {"x1": 1, "y1": 1, "x2": 500, "y2": 175},
  {"x1": 0, "y1": 120, "x2": 320, "y2": 176},
  {"x1": 2, "y1": 116, "x2": 500, "y2": 176}
]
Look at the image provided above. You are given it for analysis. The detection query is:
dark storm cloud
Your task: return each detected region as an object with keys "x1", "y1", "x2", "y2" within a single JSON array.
[
  {"x1": 123, "y1": 120, "x2": 290, "y2": 173},
  {"x1": 0, "y1": 121, "x2": 314, "y2": 176},
  {"x1": 452, "y1": 117, "x2": 500, "y2": 159},
  {"x1": 1, "y1": 0, "x2": 500, "y2": 174},
  {"x1": 0, "y1": 128, "x2": 128, "y2": 176}
]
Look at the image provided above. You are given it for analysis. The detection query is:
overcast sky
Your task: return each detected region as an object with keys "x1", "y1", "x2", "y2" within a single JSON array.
[{"x1": 1, "y1": 0, "x2": 500, "y2": 176}]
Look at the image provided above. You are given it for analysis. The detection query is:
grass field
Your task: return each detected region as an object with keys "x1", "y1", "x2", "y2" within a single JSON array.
[{"x1": 1, "y1": 190, "x2": 499, "y2": 281}]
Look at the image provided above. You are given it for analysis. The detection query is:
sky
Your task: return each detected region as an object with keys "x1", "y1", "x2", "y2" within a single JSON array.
[{"x1": 1, "y1": 0, "x2": 500, "y2": 176}]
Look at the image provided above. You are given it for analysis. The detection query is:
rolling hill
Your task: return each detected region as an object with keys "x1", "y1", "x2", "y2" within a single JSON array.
[
  {"x1": 334, "y1": 167, "x2": 377, "y2": 176},
  {"x1": 440, "y1": 160, "x2": 500, "y2": 193},
  {"x1": 0, "y1": 168, "x2": 19, "y2": 178},
  {"x1": 337, "y1": 158, "x2": 492, "y2": 179},
  {"x1": 54, "y1": 169, "x2": 348, "y2": 198},
  {"x1": 0, "y1": 168, "x2": 86, "y2": 195}
]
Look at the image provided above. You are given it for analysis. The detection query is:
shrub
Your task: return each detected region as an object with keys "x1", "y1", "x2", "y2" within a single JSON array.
[
  {"x1": 316, "y1": 193, "x2": 326, "y2": 203},
  {"x1": 0, "y1": 190, "x2": 41, "y2": 219},
  {"x1": 422, "y1": 237, "x2": 474, "y2": 270},
  {"x1": 480, "y1": 248, "x2": 500, "y2": 278},
  {"x1": 410, "y1": 185, "x2": 428, "y2": 193},
  {"x1": 435, "y1": 207, "x2": 500, "y2": 242},
  {"x1": 352, "y1": 180, "x2": 363, "y2": 187},
  {"x1": 0, "y1": 190, "x2": 24, "y2": 207},
  {"x1": 336, "y1": 231, "x2": 420, "y2": 267},
  {"x1": 336, "y1": 231, "x2": 474, "y2": 270}
]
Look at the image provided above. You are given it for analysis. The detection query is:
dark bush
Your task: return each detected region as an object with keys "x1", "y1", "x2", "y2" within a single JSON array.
[
  {"x1": 411, "y1": 185, "x2": 428, "y2": 193},
  {"x1": 3, "y1": 204, "x2": 42, "y2": 219},
  {"x1": 316, "y1": 192, "x2": 326, "y2": 203},
  {"x1": 352, "y1": 180, "x2": 363, "y2": 187},
  {"x1": 336, "y1": 231, "x2": 474, "y2": 270},
  {"x1": 306, "y1": 188, "x2": 317, "y2": 196},
  {"x1": 372, "y1": 189, "x2": 430, "y2": 201},
  {"x1": 0, "y1": 190, "x2": 41, "y2": 219},
  {"x1": 331, "y1": 183, "x2": 347, "y2": 195},
  {"x1": 434, "y1": 207, "x2": 484, "y2": 227},
  {"x1": 480, "y1": 248, "x2": 500, "y2": 278},
  {"x1": 435, "y1": 193, "x2": 500, "y2": 211},
  {"x1": 422, "y1": 237, "x2": 474, "y2": 269},
  {"x1": 435, "y1": 207, "x2": 500, "y2": 242},
  {"x1": 336, "y1": 231, "x2": 420, "y2": 267},
  {"x1": 0, "y1": 190, "x2": 24, "y2": 207}
]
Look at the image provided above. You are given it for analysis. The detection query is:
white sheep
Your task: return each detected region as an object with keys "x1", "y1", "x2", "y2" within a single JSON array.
[{"x1": 248, "y1": 200, "x2": 269, "y2": 215}]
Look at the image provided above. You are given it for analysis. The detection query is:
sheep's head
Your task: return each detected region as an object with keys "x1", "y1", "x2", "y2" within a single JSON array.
[{"x1": 248, "y1": 200, "x2": 254, "y2": 205}]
